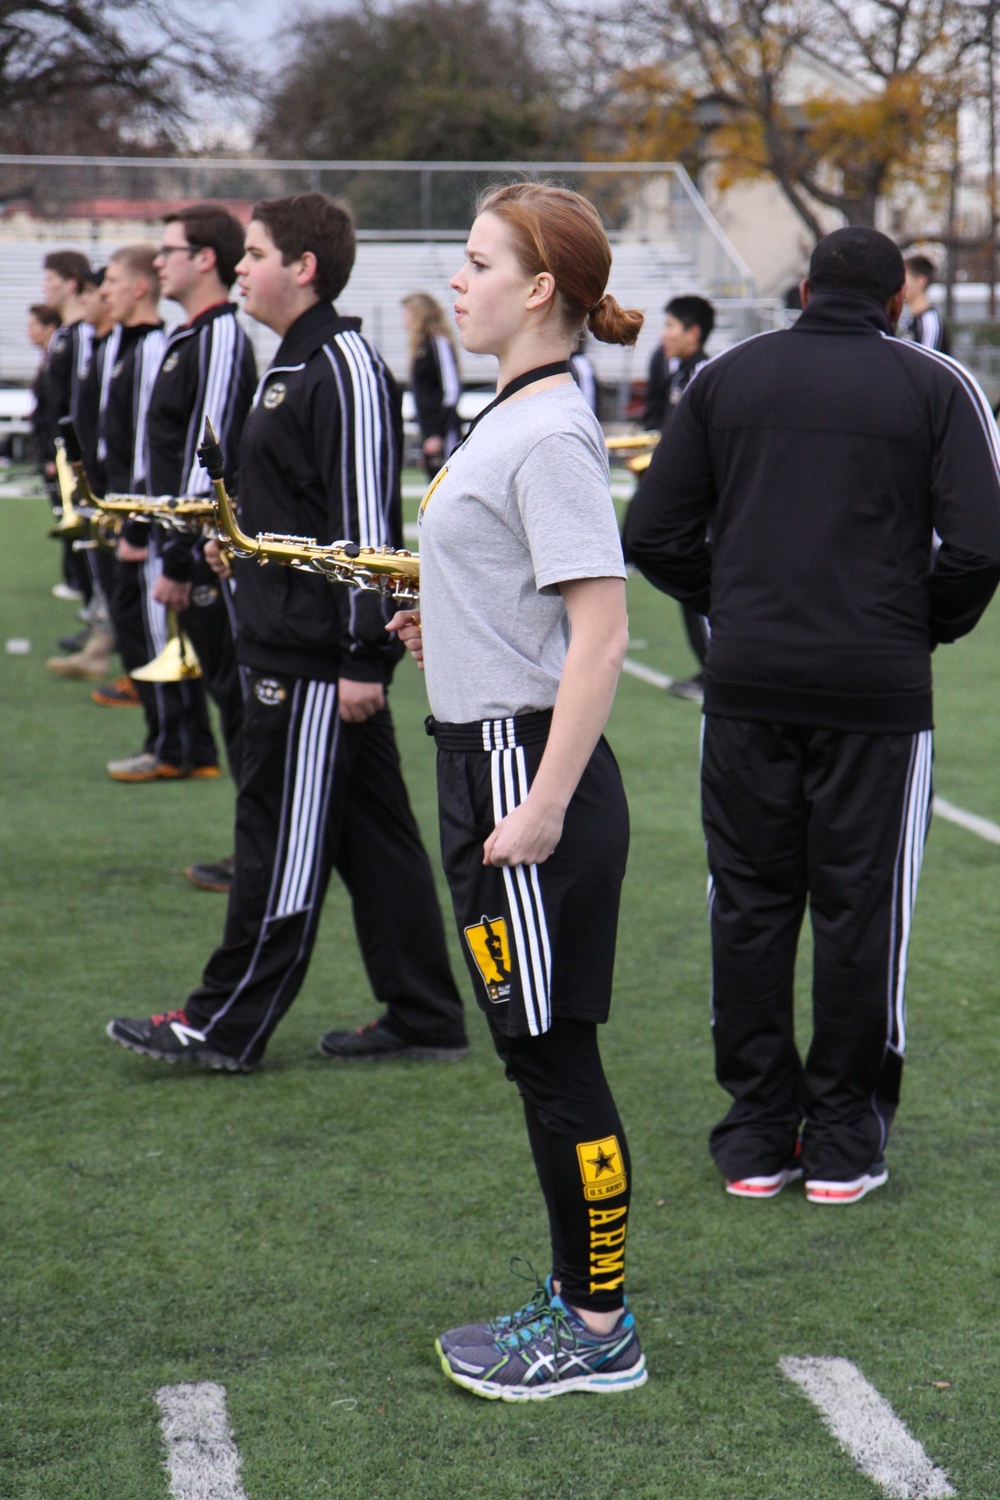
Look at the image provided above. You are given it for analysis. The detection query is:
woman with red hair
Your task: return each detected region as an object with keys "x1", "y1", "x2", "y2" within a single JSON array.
[{"x1": 389, "y1": 182, "x2": 647, "y2": 1401}]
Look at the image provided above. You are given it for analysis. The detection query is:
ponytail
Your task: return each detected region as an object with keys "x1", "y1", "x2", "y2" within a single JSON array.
[{"x1": 588, "y1": 293, "x2": 644, "y2": 347}]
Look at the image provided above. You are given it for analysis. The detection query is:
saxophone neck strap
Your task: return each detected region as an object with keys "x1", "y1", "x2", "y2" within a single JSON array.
[{"x1": 466, "y1": 361, "x2": 571, "y2": 435}]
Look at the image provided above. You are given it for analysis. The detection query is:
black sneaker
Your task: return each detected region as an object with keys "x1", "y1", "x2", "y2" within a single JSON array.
[
  {"x1": 106, "y1": 1008, "x2": 254, "y2": 1072},
  {"x1": 58, "y1": 627, "x2": 90, "y2": 652},
  {"x1": 317, "y1": 1017, "x2": 469, "y2": 1062},
  {"x1": 185, "y1": 855, "x2": 235, "y2": 893}
]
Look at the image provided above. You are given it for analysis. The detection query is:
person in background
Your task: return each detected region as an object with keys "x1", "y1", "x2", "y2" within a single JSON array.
[
  {"x1": 569, "y1": 332, "x2": 599, "y2": 416},
  {"x1": 27, "y1": 303, "x2": 61, "y2": 483},
  {"x1": 47, "y1": 266, "x2": 118, "y2": 681},
  {"x1": 42, "y1": 249, "x2": 93, "y2": 603},
  {"x1": 658, "y1": 294, "x2": 715, "y2": 703},
  {"x1": 402, "y1": 291, "x2": 461, "y2": 477},
  {"x1": 89, "y1": 245, "x2": 166, "y2": 716},
  {"x1": 900, "y1": 255, "x2": 949, "y2": 353}
]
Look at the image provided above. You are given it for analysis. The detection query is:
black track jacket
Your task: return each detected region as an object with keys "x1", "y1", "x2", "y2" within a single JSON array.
[
  {"x1": 625, "y1": 291, "x2": 1000, "y2": 733},
  {"x1": 232, "y1": 301, "x2": 405, "y2": 687},
  {"x1": 143, "y1": 301, "x2": 256, "y2": 580}
]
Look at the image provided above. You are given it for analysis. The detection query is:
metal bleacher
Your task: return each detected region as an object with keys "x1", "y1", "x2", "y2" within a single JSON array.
[{"x1": 0, "y1": 158, "x2": 778, "y2": 418}]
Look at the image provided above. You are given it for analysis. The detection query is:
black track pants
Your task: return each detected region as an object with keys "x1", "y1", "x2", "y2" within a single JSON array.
[
  {"x1": 179, "y1": 562, "x2": 245, "y2": 782},
  {"x1": 702, "y1": 715, "x2": 933, "y2": 1182},
  {"x1": 487, "y1": 1012, "x2": 632, "y2": 1313},
  {"x1": 185, "y1": 673, "x2": 466, "y2": 1065},
  {"x1": 111, "y1": 541, "x2": 218, "y2": 771}
]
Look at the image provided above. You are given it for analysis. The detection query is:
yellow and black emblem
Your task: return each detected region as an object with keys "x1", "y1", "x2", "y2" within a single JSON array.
[
  {"x1": 576, "y1": 1136, "x2": 627, "y2": 1201},
  {"x1": 464, "y1": 913, "x2": 512, "y2": 1003},
  {"x1": 263, "y1": 381, "x2": 287, "y2": 410},
  {"x1": 418, "y1": 464, "x2": 448, "y2": 522}
]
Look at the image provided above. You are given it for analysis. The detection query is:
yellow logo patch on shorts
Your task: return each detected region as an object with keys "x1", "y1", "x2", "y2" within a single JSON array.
[
  {"x1": 464, "y1": 914, "x2": 511, "y2": 1003},
  {"x1": 576, "y1": 1136, "x2": 627, "y2": 1201}
]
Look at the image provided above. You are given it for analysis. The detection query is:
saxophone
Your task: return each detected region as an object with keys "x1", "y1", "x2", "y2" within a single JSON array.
[{"x1": 198, "y1": 418, "x2": 420, "y2": 602}]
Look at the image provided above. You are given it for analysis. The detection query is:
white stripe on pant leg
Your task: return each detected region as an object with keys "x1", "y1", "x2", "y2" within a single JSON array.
[
  {"x1": 281, "y1": 684, "x2": 333, "y2": 916},
  {"x1": 515, "y1": 745, "x2": 553, "y2": 1032},
  {"x1": 276, "y1": 681, "x2": 319, "y2": 915},
  {"x1": 502, "y1": 748, "x2": 550, "y2": 1033},
  {"x1": 885, "y1": 736, "x2": 918, "y2": 1055},
  {"x1": 892, "y1": 731, "x2": 933, "y2": 1055},
  {"x1": 491, "y1": 748, "x2": 540, "y2": 1035},
  {"x1": 281, "y1": 684, "x2": 336, "y2": 915},
  {"x1": 155, "y1": 1383, "x2": 248, "y2": 1500},
  {"x1": 290, "y1": 708, "x2": 338, "y2": 913},
  {"x1": 780, "y1": 1357, "x2": 955, "y2": 1498}
]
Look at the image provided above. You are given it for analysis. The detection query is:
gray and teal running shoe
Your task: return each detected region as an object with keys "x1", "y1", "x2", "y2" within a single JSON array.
[
  {"x1": 436, "y1": 1294, "x2": 647, "y2": 1401},
  {"x1": 438, "y1": 1265, "x2": 554, "y2": 1357}
]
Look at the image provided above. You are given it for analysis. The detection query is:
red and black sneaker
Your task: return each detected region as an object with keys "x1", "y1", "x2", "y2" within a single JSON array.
[
  {"x1": 105, "y1": 1009, "x2": 254, "y2": 1072},
  {"x1": 805, "y1": 1161, "x2": 888, "y2": 1205},
  {"x1": 92, "y1": 675, "x2": 142, "y2": 709},
  {"x1": 726, "y1": 1139, "x2": 803, "y2": 1199}
]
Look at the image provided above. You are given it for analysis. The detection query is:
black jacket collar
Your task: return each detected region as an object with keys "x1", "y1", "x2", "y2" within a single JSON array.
[
  {"x1": 794, "y1": 289, "x2": 894, "y2": 336},
  {"x1": 272, "y1": 302, "x2": 362, "y2": 368}
]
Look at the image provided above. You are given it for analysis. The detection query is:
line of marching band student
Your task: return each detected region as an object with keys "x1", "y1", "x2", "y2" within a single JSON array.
[{"x1": 23, "y1": 200, "x2": 985, "y2": 1405}]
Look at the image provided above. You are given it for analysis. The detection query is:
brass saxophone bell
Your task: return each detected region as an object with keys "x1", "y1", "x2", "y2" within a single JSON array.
[
  {"x1": 48, "y1": 509, "x2": 89, "y2": 540},
  {"x1": 131, "y1": 633, "x2": 202, "y2": 682}
]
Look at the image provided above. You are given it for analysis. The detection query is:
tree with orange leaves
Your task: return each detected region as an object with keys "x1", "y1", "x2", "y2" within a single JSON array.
[{"x1": 581, "y1": 0, "x2": 974, "y2": 236}]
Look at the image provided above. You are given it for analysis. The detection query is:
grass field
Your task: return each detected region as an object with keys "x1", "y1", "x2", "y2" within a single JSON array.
[{"x1": 2, "y1": 473, "x2": 1000, "y2": 1500}]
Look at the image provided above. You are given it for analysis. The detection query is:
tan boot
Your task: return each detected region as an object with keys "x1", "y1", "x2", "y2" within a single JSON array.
[{"x1": 47, "y1": 627, "x2": 116, "y2": 681}]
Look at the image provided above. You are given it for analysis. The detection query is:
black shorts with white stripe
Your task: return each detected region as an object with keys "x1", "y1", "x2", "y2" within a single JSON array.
[{"x1": 432, "y1": 711, "x2": 629, "y2": 1038}]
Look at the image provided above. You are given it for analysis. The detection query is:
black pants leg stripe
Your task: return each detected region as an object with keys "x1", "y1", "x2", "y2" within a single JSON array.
[
  {"x1": 490, "y1": 744, "x2": 553, "y2": 1036},
  {"x1": 276, "y1": 681, "x2": 338, "y2": 917},
  {"x1": 887, "y1": 729, "x2": 933, "y2": 1057},
  {"x1": 201, "y1": 681, "x2": 339, "y2": 1037}
]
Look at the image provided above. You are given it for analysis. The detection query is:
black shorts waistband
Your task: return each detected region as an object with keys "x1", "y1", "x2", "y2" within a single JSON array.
[{"x1": 425, "y1": 708, "x2": 553, "y2": 751}]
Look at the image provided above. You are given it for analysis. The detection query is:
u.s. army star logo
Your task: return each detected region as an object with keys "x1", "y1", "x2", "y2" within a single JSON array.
[
  {"x1": 263, "y1": 381, "x2": 287, "y2": 410},
  {"x1": 464, "y1": 914, "x2": 512, "y2": 1003},
  {"x1": 161, "y1": 352, "x2": 179, "y2": 373},
  {"x1": 576, "y1": 1136, "x2": 627, "y2": 1201}
]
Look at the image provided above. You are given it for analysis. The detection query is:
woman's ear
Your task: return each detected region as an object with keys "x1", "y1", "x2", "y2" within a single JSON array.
[{"x1": 526, "y1": 272, "x2": 557, "y2": 312}]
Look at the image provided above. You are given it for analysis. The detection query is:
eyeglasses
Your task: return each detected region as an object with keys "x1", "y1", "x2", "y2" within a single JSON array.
[{"x1": 155, "y1": 244, "x2": 203, "y2": 259}]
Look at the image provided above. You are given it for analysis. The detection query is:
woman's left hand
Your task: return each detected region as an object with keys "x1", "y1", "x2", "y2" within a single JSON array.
[{"x1": 483, "y1": 797, "x2": 564, "y2": 867}]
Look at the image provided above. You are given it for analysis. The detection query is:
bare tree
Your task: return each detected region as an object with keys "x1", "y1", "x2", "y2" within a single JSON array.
[{"x1": 0, "y1": 1, "x2": 249, "y2": 154}]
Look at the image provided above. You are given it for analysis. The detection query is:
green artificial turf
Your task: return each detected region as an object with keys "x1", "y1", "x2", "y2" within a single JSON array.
[{"x1": 2, "y1": 475, "x2": 999, "y2": 1498}]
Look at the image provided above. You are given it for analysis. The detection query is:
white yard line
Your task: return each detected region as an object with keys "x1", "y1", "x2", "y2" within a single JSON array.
[
  {"x1": 621, "y1": 657, "x2": 674, "y2": 690},
  {"x1": 933, "y1": 796, "x2": 1000, "y2": 846},
  {"x1": 781, "y1": 1357, "x2": 955, "y2": 1499},
  {"x1": 155, "y1": 1383, "x2": 248, "y2": 1500}
]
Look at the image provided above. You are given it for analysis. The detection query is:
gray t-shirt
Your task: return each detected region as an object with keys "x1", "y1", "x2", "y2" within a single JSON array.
[{"x1": 418, "y1": 381, "x2": 627, "y2": 723}]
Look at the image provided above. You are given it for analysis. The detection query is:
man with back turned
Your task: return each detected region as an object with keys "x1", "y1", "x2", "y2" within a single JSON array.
[{"x1": 625, "y1": 227, "x2": 1000, "y2": 1205}]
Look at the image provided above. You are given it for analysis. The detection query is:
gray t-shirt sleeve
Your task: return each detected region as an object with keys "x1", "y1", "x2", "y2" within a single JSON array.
[{"x1": 511, "y1": 430, "x2": 628, "y2": 594}]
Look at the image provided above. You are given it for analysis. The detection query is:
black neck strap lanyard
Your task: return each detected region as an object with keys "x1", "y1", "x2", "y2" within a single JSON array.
[{"x1": 466, "y1": 360, "x2": 571, "y2": 436}]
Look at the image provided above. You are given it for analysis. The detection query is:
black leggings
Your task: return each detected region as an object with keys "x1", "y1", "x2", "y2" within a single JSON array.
[{"x1": 486, "y1": 1011, "x2": 631, "y2": 1313}]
